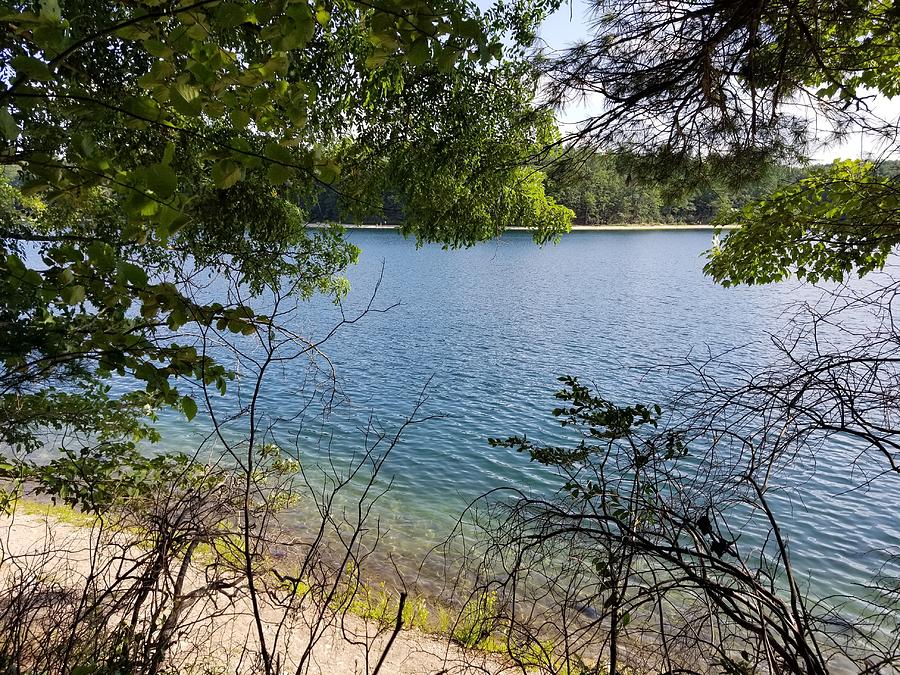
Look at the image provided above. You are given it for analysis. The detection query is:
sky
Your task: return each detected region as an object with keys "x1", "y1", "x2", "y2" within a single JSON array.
[{"x1": 479, "y1": 0, "x2": 900, "y2": 162}]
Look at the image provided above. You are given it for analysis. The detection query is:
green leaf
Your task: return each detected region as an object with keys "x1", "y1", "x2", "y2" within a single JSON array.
[
  {"x1": 287, "y1": 4, "x2": 315, "y2": 43},
  {"x1": 264, "y1": 141, "x2": 294, "y2": 164},
  {"x1": 60, "y1": 285, "x2": 86, "y2": 305},
  {"x1": 119, "y1": 262, "x2": 149, "y2": 287},
  {"x1": 39, "y1": 0, "x2": 61, "y2": 22},
  {"x1": 115, "y1": 23, "x2": 152, "y2": 40},
  {"x1": 316, "y1": 158, "x2": 340, "y2": 184},
  {"x1": 407, "y1": 39, "x2": 429, "y2": 67},
  {"x1": 262, "y1": 52, "x2": 290, "y2": 76},
  {"x1": 169, "y1": 82, "x2": 202, "y2": 116},
  {"x1": 456, "y1": 19, "x2": 483, "y2": 41},
  {"x1": 365, "y1": 49, "x2": 390, "y2": 70},
  {"x1": 0, "y1": 11, "x2": 41, "y2": 23},
  {"x1": 212, "y1": 159, "x2": 242, "y2": 189},
  {"x1": 231, "y1": 109, "x2": 251, "y2": 129},
  {"x1": 215, "y1": 2, "x2": 249, "y2": 28},
  {"x1": 267, "y1": 162, "x2": 294, "y2": 184},
  {"x1": 144, "y1": 163, "x2": 177, "y2": 198},
  {"x1": 187, "y1": 21, "x2": 210, "y2": 40},
  {"x1": 12, "y1": 55, "x2": 53, "y2": 82},
  {"x1": 181, "y1": 396, "x2": 198, "y2": 421},
  {"x1": 0, "y1": 108, "x2": 18, "y2": 140},
  {"x1": 123, "y1": 95, "x2": 161, "y2": 120},
  {"x1": 161, "y1": 141, "x2": 175, "y2": 166},
  {"x1": 143, "y1": 39, "x2": 174, "y2": 59},
  {"x1": 437, "y1": 47, "x2": 462, "y2": 72},
  {"x1": 86, "y1": 241, "x2": 115, "y2": 271}
]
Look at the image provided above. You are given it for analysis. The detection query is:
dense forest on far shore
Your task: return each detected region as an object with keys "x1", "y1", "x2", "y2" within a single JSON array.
[
  {"x1": 309, "y1": 157, "x2": 900, "y2": 226},
  {"x1": 544, "y1": 155, "x2": 802, "y2": 225}
]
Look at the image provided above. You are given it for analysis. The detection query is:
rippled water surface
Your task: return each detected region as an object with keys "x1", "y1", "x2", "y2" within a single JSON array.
[{"x1": 159, "y1": 229, "x2": 900, "y2": 599}]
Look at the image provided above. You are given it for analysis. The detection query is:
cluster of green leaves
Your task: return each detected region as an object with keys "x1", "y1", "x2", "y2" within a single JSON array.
[
  {"x1": 24, "y1": 445, "x2": 206, "y2": 513},
  {"x1": 706, "y1": 160, "x2": 900, "y2": 285},
  {"x1": 330, "y1": 51, "x2": 573, "y2": 245},
  {"x1": 789, "y1": 0, "x2": 900, "y2": 99},
  {"x1": 0, "y1": 175, "x2": 264, "y2": 453},
  {"x1": 0, "y1": 0, "x2": 571, "y2": 496},
  {"x1": 2, "y1": 0, "x2": 567, "y2": 234},
  {"x1": 490, "y1": 375, "x2": 684, "y2": 472}
]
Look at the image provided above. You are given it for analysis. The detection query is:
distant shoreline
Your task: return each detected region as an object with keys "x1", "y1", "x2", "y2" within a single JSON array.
[
  {"x1": 308, "y1": 223, "x2": 736, "y2": 232},
  {"x1": 551, "y1": 223, "x2": 738, "y2": 231}
]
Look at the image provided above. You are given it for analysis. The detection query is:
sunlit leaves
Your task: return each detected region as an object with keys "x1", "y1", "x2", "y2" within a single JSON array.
[
  {"x1": 2, "y1": 0, "x2": 548, "y2": 248},
  {"x1": 181, "y1": 396, "x2": 198, "y2": 422},
  {"x1": 341, "y1": 69, "x2": 571, "y2": 247},
  {"x1": 3, "y1": 0, "x2": 506, "y2": 211},
  {"x1": 705, "y1": 160, "x2": 900, "y2": 285},
  {"x1": 0, "y1": 0, "x2": 568, "y2": 494},
  {"x1": 169, "y1": 82, "x2": 203, "y2": 117},
  {"x1": 211, "y1": 159, "x2": 243, "y2": 189}
]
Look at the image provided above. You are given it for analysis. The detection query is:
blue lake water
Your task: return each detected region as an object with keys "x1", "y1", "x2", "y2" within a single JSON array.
[{"x1": 157, "y1": 229, "x2": 900, "y2": 602}]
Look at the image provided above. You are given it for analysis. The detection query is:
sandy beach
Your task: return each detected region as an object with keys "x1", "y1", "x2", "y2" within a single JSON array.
[{"x1": 0, "y1": 507, "x2": 507, "y2": 675}]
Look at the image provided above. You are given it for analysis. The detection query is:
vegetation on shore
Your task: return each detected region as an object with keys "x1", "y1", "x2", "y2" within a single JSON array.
[
  {"x1": 9, "y1": 494, "x2": 603, "y2": 674},
  {"x1": 310, "y1": 157, "x2": 900, "y2": 228}
]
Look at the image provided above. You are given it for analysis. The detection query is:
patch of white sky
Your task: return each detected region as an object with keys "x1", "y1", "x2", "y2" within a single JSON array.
[{"x1": 477, "y1": 0, "x2": 900, "y2": 162}]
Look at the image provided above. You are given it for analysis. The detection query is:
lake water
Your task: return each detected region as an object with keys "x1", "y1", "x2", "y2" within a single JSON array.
[{"x1": 158, "y1": 229, "x2": 900, "y2": 604}]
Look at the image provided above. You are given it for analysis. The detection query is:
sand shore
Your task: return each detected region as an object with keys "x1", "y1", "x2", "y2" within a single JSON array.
[{"x1": 0, "y1": 507, "x2": 506, "y2": 674}]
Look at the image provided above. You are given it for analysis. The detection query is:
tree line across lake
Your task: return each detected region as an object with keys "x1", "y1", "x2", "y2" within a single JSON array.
[{"x1": 310, "y1": 156, "x2": 900, "y2": 226}]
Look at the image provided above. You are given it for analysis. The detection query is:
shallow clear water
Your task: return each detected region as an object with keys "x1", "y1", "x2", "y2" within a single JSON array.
[{"x1": 156, "y1": 229, "x2": 900, "y2": 601}]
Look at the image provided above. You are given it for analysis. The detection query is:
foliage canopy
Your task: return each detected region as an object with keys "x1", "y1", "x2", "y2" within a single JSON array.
[{"x1": 0, "y1": 0, "x2": 572, "y2": 500}]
